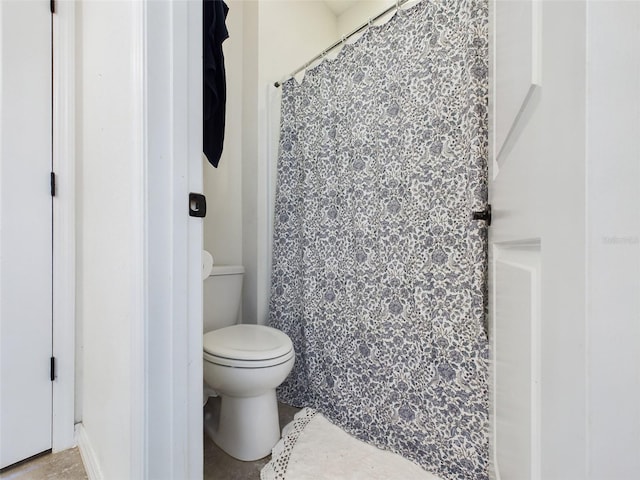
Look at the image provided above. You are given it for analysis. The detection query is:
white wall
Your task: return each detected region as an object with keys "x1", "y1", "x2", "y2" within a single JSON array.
[
  {"x1": 205, "y1": 0, "x2": 339, "y2": 324},
  {"x1": 75, "y1": 1, "x2": 144, "y2": 477},
  {"x1": 203, "y1": 0, "x2": 244, "y2": 267},
  {"x1": 586, "y1": 3, "x2": 640, "y2": 478},
  {"x1": 258, "y1": 1, "x2": 338, "y2": 84},
  {"x1": 336, "y1": 0, "x2": 395, "y2": 36},
  {"x1": 241, "y1": 0, "x2": 260, "y2": 324}
]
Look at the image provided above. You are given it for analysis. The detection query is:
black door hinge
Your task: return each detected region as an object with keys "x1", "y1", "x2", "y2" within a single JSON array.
[
  {"x1": 50, "y1": 357, "x2": 56, "y2": 381},
  {"x1": 50, "y1": 0, "x2": 55, "y2": 14},
  {"x1": 472, "y1": 204, "x2": 492, "y2": 226},
  {"x1": 50, "y1": 172, "x2": 56, "y2": 197}
]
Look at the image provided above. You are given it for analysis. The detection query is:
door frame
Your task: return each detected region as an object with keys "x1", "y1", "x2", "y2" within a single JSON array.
[
  {"x1": 52, "y1": 2, "x2": 202, "y2": 477},
  {"x1": 142, "y1": 0, "x2": 204, "y2": 478},
  {"x1": 51, "y1": 0, "x2": 76, "y2": 453}
]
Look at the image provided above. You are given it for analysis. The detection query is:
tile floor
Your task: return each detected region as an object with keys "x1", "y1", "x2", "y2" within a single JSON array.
[
  {"x1": 0, "y1": 448, "x2": 87, "y2": 480},
  {"x1": 0, "y1": 401, "x2": 299, "y2": 480}
]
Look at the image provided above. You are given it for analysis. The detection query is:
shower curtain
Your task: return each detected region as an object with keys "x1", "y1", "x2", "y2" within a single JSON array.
[{"x1": 269, "y1": 1, "x2": 489, "y2": 479}]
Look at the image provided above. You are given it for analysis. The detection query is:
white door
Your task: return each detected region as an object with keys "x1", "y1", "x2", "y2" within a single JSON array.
[
  {"x1": 0, "y1": 0, "x2": 53, "y2": 469},
  {"x1": 490, "y1": 1, "x2": 588, "y2": 479}
]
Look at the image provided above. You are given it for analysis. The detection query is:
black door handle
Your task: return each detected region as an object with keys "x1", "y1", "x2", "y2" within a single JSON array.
[{"x1": 472, "y1": 204, "x2": 491, "y2": 226}]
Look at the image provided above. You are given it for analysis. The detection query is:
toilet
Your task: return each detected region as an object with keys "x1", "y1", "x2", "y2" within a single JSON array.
[{"x1": 202, "y1": 260, "x2": 294, "y2": 461}]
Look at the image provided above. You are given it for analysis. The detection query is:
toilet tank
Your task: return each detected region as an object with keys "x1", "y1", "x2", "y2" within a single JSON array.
[{"x1": 203, "y1": 265, "x2": 245, "y2": 333}]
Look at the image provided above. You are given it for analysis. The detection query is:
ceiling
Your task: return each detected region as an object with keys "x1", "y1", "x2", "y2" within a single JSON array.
[{"x1": 322, "y1": 0, "x2": 360, "y2": 16}]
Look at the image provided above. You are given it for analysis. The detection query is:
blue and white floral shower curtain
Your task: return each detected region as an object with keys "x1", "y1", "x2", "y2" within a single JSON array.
[{"x1": 269, "y1": 1, "x2": 489, "y2": 478}]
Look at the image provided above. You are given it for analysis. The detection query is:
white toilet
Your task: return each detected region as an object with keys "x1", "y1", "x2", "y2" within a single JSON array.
[{"x1": 202, "y1": 261, "x2": 295, "y2": 461}]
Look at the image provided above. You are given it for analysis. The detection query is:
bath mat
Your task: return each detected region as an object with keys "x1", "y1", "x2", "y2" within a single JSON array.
[{"x1": 261, "y1": 408, "x2": 442, "y2": 480}]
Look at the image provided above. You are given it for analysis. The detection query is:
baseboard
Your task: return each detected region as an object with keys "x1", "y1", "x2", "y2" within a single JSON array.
[{"x1": 74, "y1": 423, "x2": 104, "y2": 480}]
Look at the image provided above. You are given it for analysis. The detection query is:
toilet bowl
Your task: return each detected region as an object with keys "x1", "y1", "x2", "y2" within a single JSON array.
[
  {"x1": 202, "y1": 260, "x2": 295, "y2": 461},
  {"x1": 203, "y1": 324, "x2": 294, "y2": 461}
]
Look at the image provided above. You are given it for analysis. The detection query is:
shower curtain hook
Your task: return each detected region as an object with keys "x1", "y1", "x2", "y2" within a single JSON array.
[
  {"x1": 368, "y1": 17, "x2": 372, "y2": 28},
  {"x1": 396, "y1": 0, "x2": 401, "y2": 11},
  {"x1": 341, "y1": 34, "x2": 347, "y2": 46}
]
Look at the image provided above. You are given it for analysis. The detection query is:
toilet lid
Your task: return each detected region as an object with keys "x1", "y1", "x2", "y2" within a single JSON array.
[{"x1": 203, "y1": 324, "x2": 293, "y2": 361}]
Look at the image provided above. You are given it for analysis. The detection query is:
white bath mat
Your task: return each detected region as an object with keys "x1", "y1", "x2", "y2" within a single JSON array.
[{"x1": 261, "y1": 408, "x2": 442, "y2": 480}]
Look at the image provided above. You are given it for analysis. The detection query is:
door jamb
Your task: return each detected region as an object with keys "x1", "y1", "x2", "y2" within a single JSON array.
[
  {"x1": 143, "y1": 1, "x2": 203, "y2": 477},
  {"x1": 51, "y1": 0, "x2": 76, "y2": 452}
]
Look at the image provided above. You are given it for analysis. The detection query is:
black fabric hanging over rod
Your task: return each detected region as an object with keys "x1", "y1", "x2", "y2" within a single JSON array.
[{"x1": 274, "y1": 0, "x2": 413, "y2": 87}]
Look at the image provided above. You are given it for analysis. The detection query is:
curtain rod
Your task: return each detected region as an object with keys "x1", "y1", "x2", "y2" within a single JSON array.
[{"x1": 274, "y1": 0, "x2": 413, "y2": 88}]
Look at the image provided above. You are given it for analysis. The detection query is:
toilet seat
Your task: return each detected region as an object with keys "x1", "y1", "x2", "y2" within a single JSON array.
[{"x1": 203, "y1": 324, "x2": 294, "y2": 369}]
